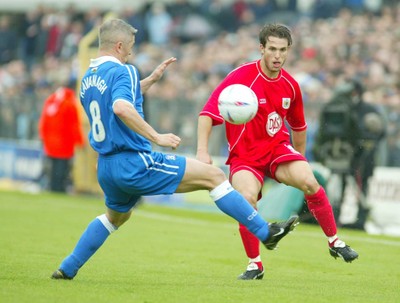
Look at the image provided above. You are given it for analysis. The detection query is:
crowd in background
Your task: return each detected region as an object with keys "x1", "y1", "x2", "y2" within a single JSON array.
[{"x1": 0, "y1": 0, "x2": 400, "y2": 166}]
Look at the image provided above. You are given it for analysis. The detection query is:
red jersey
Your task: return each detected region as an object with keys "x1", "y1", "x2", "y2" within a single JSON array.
[
  {"x1": 39, "y1": 87, "x2": 85, "y2": 159},
  {"x1": 200, "y1": 60, "x2": 307, "y2": 165}
]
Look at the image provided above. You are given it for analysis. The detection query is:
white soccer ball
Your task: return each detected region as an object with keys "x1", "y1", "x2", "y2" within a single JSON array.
[{"x1": 218, "y1": 84, "x2": 258, "y2": 125}]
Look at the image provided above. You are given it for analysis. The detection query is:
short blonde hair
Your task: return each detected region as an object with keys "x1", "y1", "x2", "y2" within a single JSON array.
[{"x1": 99, "y1": 19, "x2": 137, "y2": 50}]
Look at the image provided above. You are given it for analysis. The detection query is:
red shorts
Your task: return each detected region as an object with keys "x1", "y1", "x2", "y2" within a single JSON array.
[{"x1": 229, "y1": 142, "x2": 307, "y2": 185}]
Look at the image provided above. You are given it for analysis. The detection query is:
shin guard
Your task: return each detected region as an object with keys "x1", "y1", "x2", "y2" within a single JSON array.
[{"x1": 305, "y1": 187, "x2": 337, "y2": 237}]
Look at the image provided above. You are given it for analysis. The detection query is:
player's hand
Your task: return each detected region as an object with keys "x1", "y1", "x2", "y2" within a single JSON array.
[
  {"x1": 150, "y1": 57, "x2": 177, "y2": 82},
  {"x1": 155, "y1": 133, "x2": 181, "y2": 149},
  {"x1": 196, "y1": 150, "x2": 213, "y2": 165}
]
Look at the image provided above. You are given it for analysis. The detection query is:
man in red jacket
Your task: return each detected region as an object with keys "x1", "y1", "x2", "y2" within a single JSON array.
[{"x1": 39, "y1": 85, "x2": 84, "y2": 192}]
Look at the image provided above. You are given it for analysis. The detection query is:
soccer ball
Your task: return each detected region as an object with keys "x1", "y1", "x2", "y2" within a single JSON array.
[{"x1": 218, "y1": 84, "x2": 258, "y2": 125}]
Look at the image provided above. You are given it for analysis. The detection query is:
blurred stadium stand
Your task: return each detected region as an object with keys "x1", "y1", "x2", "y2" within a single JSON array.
[{"x1": 1, "y1": 0, "x2": 400, "y2": 235}]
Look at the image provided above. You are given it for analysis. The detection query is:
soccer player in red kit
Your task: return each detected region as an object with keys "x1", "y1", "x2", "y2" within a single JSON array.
[{"x1": 196, "y1": 23, "x2": 358, "y2": 280}]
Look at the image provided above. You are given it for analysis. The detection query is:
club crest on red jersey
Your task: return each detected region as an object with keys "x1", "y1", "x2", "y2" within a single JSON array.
[
  {"x1": 282, "y1": 98, "x2": 291, "y2": 109},
  {"x1": 266, "y1": 111, "x2": 283, "y2": 136}
]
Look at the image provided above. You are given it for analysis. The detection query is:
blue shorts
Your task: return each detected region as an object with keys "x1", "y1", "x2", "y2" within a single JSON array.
[{"x1": 97, "y1": 151, "x2": 186, "y2": 212}]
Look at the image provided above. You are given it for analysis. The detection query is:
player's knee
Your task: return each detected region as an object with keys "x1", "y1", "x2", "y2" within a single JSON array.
[
  {"x1": 210, "y1": 167, "x2": 227, "y2": 186},
  {"x1": 300, "y1": 174, "x2": 320, "y2": 195},
  {"x1": 239, "y1": 190, "x2": 257, "y2": 207},
  {"x1": 106, "y1": 210, "x2": 132, "y2": 227},
  {"x1": 207, "y1": 167, "x2": 231, "y2": 191}
]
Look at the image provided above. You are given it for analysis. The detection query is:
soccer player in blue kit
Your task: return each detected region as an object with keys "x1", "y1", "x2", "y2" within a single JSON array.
[{"x1": 51, "y1": 18, "x2": 299, "y2": 280}]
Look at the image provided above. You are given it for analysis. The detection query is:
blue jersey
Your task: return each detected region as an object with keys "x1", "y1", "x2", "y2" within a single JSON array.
[
  {"x1": 80, "y1": 56, "x2": 152, "y2": 155},
  {"x1": 79, "y1": 56, "x2": 186, "y2": 212}
]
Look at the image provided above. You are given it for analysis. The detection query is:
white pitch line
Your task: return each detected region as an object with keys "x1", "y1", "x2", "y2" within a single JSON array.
[
  {"x1": 135, "y1": 209, "x2": 233, "y2": 227},
  {"x1": 295, "y1": 230, "x2": 400, "y2": 247},
  {"x1": 135, "y1": 209, "x2": 400, "y2": 247}
]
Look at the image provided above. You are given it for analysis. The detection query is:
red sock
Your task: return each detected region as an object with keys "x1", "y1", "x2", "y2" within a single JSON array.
[
  {"x1": 329, "y1": 238, "x2": 339, "y2": 248},
  {"x1": 305, "y1": 187, "x2": 337, "y2": 237},
  {"x1": 254, "y1": 262, "x2": 263, "y2": 270},
  {"x1": 239, "y1": 223, "x2": 262, "y2": 269}
]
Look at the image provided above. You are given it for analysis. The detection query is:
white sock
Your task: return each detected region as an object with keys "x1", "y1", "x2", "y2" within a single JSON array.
[
  {"x1": 249, "y1": 256, "x2": 261, "y2": 263},
  {"x1": 97, "y1": 214, "x2": 118, "y2": 233},
  {"x1": 328, "y1": 235, "x2": 346, "y2": 248},
  {"x1": 333, "y1": 239, "x2": 345, "y2": 248},
  {"x1": 328, "y1": 235, "x2": 338, "y2": 244},
  {"x1": 209, "y1": 180, "x2": 234, "y2": 201}
]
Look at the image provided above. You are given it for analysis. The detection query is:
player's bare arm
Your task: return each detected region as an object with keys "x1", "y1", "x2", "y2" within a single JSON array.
[
  {"x1": 113, "y1": 100, "x2": 181, "y2": 149},
  {"x1": 291, "y1": 130, "x2": 307, "y2": 157},
  {"x1": 140, "y1": 57, "x2": 177, "y2": 94},
  {"x1": 196, "y1": 115, "x2": 214, "y2": 164}
]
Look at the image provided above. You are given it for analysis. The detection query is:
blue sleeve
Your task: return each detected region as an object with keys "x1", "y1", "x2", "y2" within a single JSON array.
[{"x1": 111, "y1": 65, "x2": 140, "y2": 105}]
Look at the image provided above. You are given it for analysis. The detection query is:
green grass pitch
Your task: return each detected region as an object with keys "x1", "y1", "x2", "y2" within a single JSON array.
[{"x1": 0, "y1": 190, "x2": 399, "y2": 303}]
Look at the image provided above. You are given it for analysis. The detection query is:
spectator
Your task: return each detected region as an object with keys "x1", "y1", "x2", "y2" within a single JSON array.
[
  {"x1": 200, "y1": 0, "x2": 239, "y2": 32},
  {"x1": 0, "y1": 16, "x2": 18, "y2": 64},
  {"x1": 38, "y1": 83, "x2": 84, "y2": 192},
  {"x1": 145, "y1": 2, "x2": 173, "y2": 45},
  {"x1": 20, "y1": 8, "x2": 42, "y2": 69},
  {"x1": 121, "y1": 7, "x2": 148, "y2": 46},
  {"x1": 247, "y1": 0, "x2": 276, "y2": 23},
  {"x1": 60, "y1": 20, "x2": 84, "y2": 59}
]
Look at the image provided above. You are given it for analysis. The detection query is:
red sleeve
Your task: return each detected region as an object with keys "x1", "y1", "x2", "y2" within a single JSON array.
[
  {"x1": 199, "y1": 84, "x2": 225, "y2": 126},
  {"x1": 286, "y1": 81, "x2": 307, "y2": 131}
]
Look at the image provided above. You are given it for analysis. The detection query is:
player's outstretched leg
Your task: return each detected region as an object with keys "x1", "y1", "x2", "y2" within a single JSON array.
[
  {"x1": 210, "y1": 181, "x2": 299, "y2": 249},
  {"x1": 263, "y1": 215, "x2": 299, "y2": 250},
  {"x1": 51, "y1": 214, "x2": 117, "y2": 280},
  {"x1": 236, "y1": 216, "x2": 299, "y2": 280},
  {"x1": 305, "y1": 186, "x2": 359, "y2": 263},
  {"x1": 237, "y1": 224, "x2": 264, "y2": 280}
]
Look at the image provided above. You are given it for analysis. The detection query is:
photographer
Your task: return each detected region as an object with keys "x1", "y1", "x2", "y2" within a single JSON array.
[{"x1": 313, "y1": 79, "x2": 386, "y2": 230}]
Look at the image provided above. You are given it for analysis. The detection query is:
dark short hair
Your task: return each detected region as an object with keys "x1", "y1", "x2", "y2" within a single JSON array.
[{"x1": 259, "y1": 23, "x2": 292, "y2": 47}]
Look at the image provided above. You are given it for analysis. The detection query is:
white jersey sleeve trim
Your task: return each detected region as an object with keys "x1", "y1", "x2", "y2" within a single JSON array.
[
  {"x1": 112, "y1": 99, "x2": 134, "y2": 109},
  {"x1": 124, "y1": 65, "x2": 138, "y2": 101}
]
